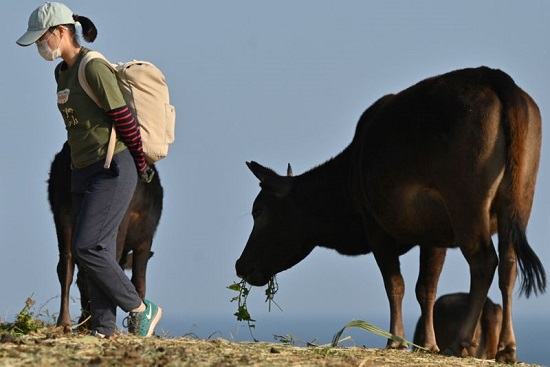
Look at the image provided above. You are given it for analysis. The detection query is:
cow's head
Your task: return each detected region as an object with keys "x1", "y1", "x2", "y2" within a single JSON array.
[{"x1": 235, "y1": 161, "x2": 316, "y2": 286}]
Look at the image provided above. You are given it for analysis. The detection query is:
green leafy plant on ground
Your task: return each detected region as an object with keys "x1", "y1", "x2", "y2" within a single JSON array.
[
  {"x1": 227, "y1": 276, "x2": 281, "y2": 341},
  {"x1": 0, "y1": 297, "x2": 53, "y2": 335}
]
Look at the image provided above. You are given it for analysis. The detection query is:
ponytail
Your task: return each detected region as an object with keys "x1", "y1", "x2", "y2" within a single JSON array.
[{"x1": 73, "y1": 14, "x2": 97, "y2": 43}]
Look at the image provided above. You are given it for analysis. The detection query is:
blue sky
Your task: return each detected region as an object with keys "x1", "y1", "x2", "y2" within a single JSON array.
[{"x1": 2, "y1": 0, "x2": 549, "y2": 363}]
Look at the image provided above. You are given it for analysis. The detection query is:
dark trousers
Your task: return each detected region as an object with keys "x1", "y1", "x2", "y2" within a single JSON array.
[{"x1": 71, "y1": 149, "x2": 141, "y2": 335}]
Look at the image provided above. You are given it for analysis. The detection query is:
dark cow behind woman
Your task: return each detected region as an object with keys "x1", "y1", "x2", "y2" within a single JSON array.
[
  {"x1": 414, "y1": 293, "x2": 503, "y2": 359},
  {"x1": 236, "y1": 67, "x2": 545, "y2": 363},
  {"x1": 48, "y1": 142, "x2": 163, "y2": 332}
]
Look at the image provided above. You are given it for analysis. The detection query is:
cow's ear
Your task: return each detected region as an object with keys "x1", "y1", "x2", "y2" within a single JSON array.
[
  {"x1": 246, "y1": 161, "x2": 291, "y2": 196},
  {"x1": 246, "y1": 161, "x2": 278, "y2": 182}
]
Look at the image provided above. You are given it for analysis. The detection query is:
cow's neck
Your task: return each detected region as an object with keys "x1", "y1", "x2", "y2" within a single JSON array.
[{"x1": 293, "y1": 145, "x2": 369, "y2": 254}]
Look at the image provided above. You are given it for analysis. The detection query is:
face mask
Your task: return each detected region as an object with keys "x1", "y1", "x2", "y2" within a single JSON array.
[{"x1": 36, "y1": 31, "x2": 63, "y2": 61}]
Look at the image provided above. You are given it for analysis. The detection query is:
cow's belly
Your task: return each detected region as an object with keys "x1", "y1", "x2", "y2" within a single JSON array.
[{"x1": 379, "y1": 185, "x2": 456, "y2": 246}]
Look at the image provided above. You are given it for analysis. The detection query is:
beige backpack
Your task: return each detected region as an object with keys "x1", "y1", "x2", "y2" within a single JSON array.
[{"x1": 78, "y1": 51, "x2": 176, "y2": 168}]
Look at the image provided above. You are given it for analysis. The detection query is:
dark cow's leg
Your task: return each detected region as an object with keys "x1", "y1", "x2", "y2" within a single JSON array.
[
  {"x1": 373, "y1": 247, "x2": 407, "y2": 348},
  {"x1": 415, "y1": 246, "x2": 446, "y2": 352},
  {"x1": 116, "y1": 213, "x2": 132, "y2": 263},
  {"x1": 446, "y1": 233, "x2": 497, "y2": 357},
  {"x1": 495, "y1": 233, "x2": 518, "y2": 362},
  {"x1": 116, "y1": 211, "x2": 148, "y2": 298},
  {"x1": 131, "y1": 240, "x2": 153, "y2": 299},
  {"x1": 74, "y1": 264, "x2": 91, "y2": 330},
  {"x1": 55, "y1": 220, "x2": 74, "y2": 333}
]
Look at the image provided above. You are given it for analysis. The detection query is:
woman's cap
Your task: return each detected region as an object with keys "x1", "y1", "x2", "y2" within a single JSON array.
[{"x1": 16, "y1": 2, "x2": 75, "y2": 46}]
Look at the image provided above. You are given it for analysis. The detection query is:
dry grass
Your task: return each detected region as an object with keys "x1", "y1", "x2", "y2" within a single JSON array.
[{"x1": 0, "y1": 327, "x2": 543, "y2": 367}]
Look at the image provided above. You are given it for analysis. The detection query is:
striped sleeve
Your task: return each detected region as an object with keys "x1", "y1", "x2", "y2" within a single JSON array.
[{"x1": 107, "y1": 106, "x2": 147, "y2": 173}]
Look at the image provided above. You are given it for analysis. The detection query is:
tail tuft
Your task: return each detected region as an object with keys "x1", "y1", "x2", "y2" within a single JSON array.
[{"x1": 512, "y1": 223, "x2": 546, "y2": 298}]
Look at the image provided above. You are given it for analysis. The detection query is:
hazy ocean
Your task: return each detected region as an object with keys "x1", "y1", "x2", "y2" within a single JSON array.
[{"x1": 155, "y1": 313, "x2": 549, "y2": 366}]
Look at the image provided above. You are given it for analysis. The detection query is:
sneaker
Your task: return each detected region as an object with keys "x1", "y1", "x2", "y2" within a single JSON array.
[{"x1": 125, "y1": 299, "x2": 162, "y2": 337}]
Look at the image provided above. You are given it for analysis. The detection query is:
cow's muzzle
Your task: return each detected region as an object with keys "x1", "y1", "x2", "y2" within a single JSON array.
[{"x1": 235, "y1": 258, "x2": 270, "y2": 287}]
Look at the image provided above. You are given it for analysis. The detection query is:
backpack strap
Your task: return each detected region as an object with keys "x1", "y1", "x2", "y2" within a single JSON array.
[{"x1": 78, "y1": 51, "x2": 118, "y2": 169}]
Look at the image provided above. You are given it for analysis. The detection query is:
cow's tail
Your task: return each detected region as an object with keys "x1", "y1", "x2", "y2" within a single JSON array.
[
  {"x1": 492, "y1": 68, "x2": 546, "y2": 298},
  {"x1": 510, "y1": 222, "x2": 545, "y2": 297}
]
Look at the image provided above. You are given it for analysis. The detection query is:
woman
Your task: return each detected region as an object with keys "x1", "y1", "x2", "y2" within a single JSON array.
[{"x1": 16, "y1": 2, "x2": 162, "y2": 338}]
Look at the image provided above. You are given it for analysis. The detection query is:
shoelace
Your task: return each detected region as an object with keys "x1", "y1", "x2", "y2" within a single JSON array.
[{"x1": 122, "y1": 313, "x2": 140, "y2": 331}]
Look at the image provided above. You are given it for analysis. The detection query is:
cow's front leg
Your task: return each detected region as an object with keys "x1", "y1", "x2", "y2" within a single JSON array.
[
  {"x1": 56, "y1": 224, "x2": 75, "y2": 333},
  {"x1": 56, "y1": 247, "x2": 74, "y2": 333},
  {"x1": 373, "y1": 248, "x2": 407, "y2": 349},
  {"x1": 415, "y1": 246, "x2": 447, "y2": 353}
]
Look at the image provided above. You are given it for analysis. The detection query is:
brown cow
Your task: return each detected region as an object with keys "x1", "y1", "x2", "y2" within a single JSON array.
[
  {"x1": 48, "y1": 142, "x2": 163, "y2": 332},
  {"x1": 236, "y1": 67, "x2": 545, "y2": 362},
  {"x1": 414, "y1": 293, "x2": 503, "y2": 359}
]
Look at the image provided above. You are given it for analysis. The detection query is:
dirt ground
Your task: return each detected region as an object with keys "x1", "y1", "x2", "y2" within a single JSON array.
[{"x1": 0, "y1": 328, "x2": 543, "y2": 367}]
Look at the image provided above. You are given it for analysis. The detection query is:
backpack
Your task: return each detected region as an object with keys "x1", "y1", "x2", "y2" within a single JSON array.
[{"x1": 78, "y1": 51, "x2": 176, "y2": 168}]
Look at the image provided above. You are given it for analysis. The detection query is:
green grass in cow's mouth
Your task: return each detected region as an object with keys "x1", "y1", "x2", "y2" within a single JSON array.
[{"x1": 227, "y1": 276, "x2": 280, "y2": 341}]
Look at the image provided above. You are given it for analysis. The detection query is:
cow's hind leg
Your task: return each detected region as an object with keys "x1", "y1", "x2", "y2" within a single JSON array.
[
  {"x1": 414, "y1": 246, "x2": 447, "y2": 353},
  {"x1": 74, "y1": 264, "x2": 91, "y2": 330},
  {"x1": 131, "y1": 239, "x2": 153, "y2": 299},
  {"x1": 495, "y1": 222, "x2": 518, "y2": 363},
  {"x1": 446, "y1": 222, "x2": 497, "y2": 357}
]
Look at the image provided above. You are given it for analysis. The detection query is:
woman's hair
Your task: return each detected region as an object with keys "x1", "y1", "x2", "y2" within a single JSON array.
[
  {"x1": 73, "y1": 14, "x2": 97, "y2": 43},
  {"x1": 56, "y1": 14, "x2": 97, "y2": 45}
]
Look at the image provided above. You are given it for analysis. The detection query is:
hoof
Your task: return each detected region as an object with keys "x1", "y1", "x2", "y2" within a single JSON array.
[
  {"x1": 442, "y1": 346, "x2": 468, "y2": 358},
  {"x1": 496, "y1": 346, "x2": 517, "y2": 363},
  {"x1": 414, "y1": 344, "x2": 439, "y2": 354},
  {"x1": 386, "y1": 340, "x2": 408, "y2": 350},
  {"x1": 442, "y1": 348, "x2": 456, "y2": 357},
  {"x1": 427, "y1": 345, "x2": 440, "y2": 354}
]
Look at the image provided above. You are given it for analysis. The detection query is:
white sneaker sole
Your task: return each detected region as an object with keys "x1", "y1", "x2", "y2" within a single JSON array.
[{"x1": 145, "y1": 306, "x2": 163, "y2": 337}]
